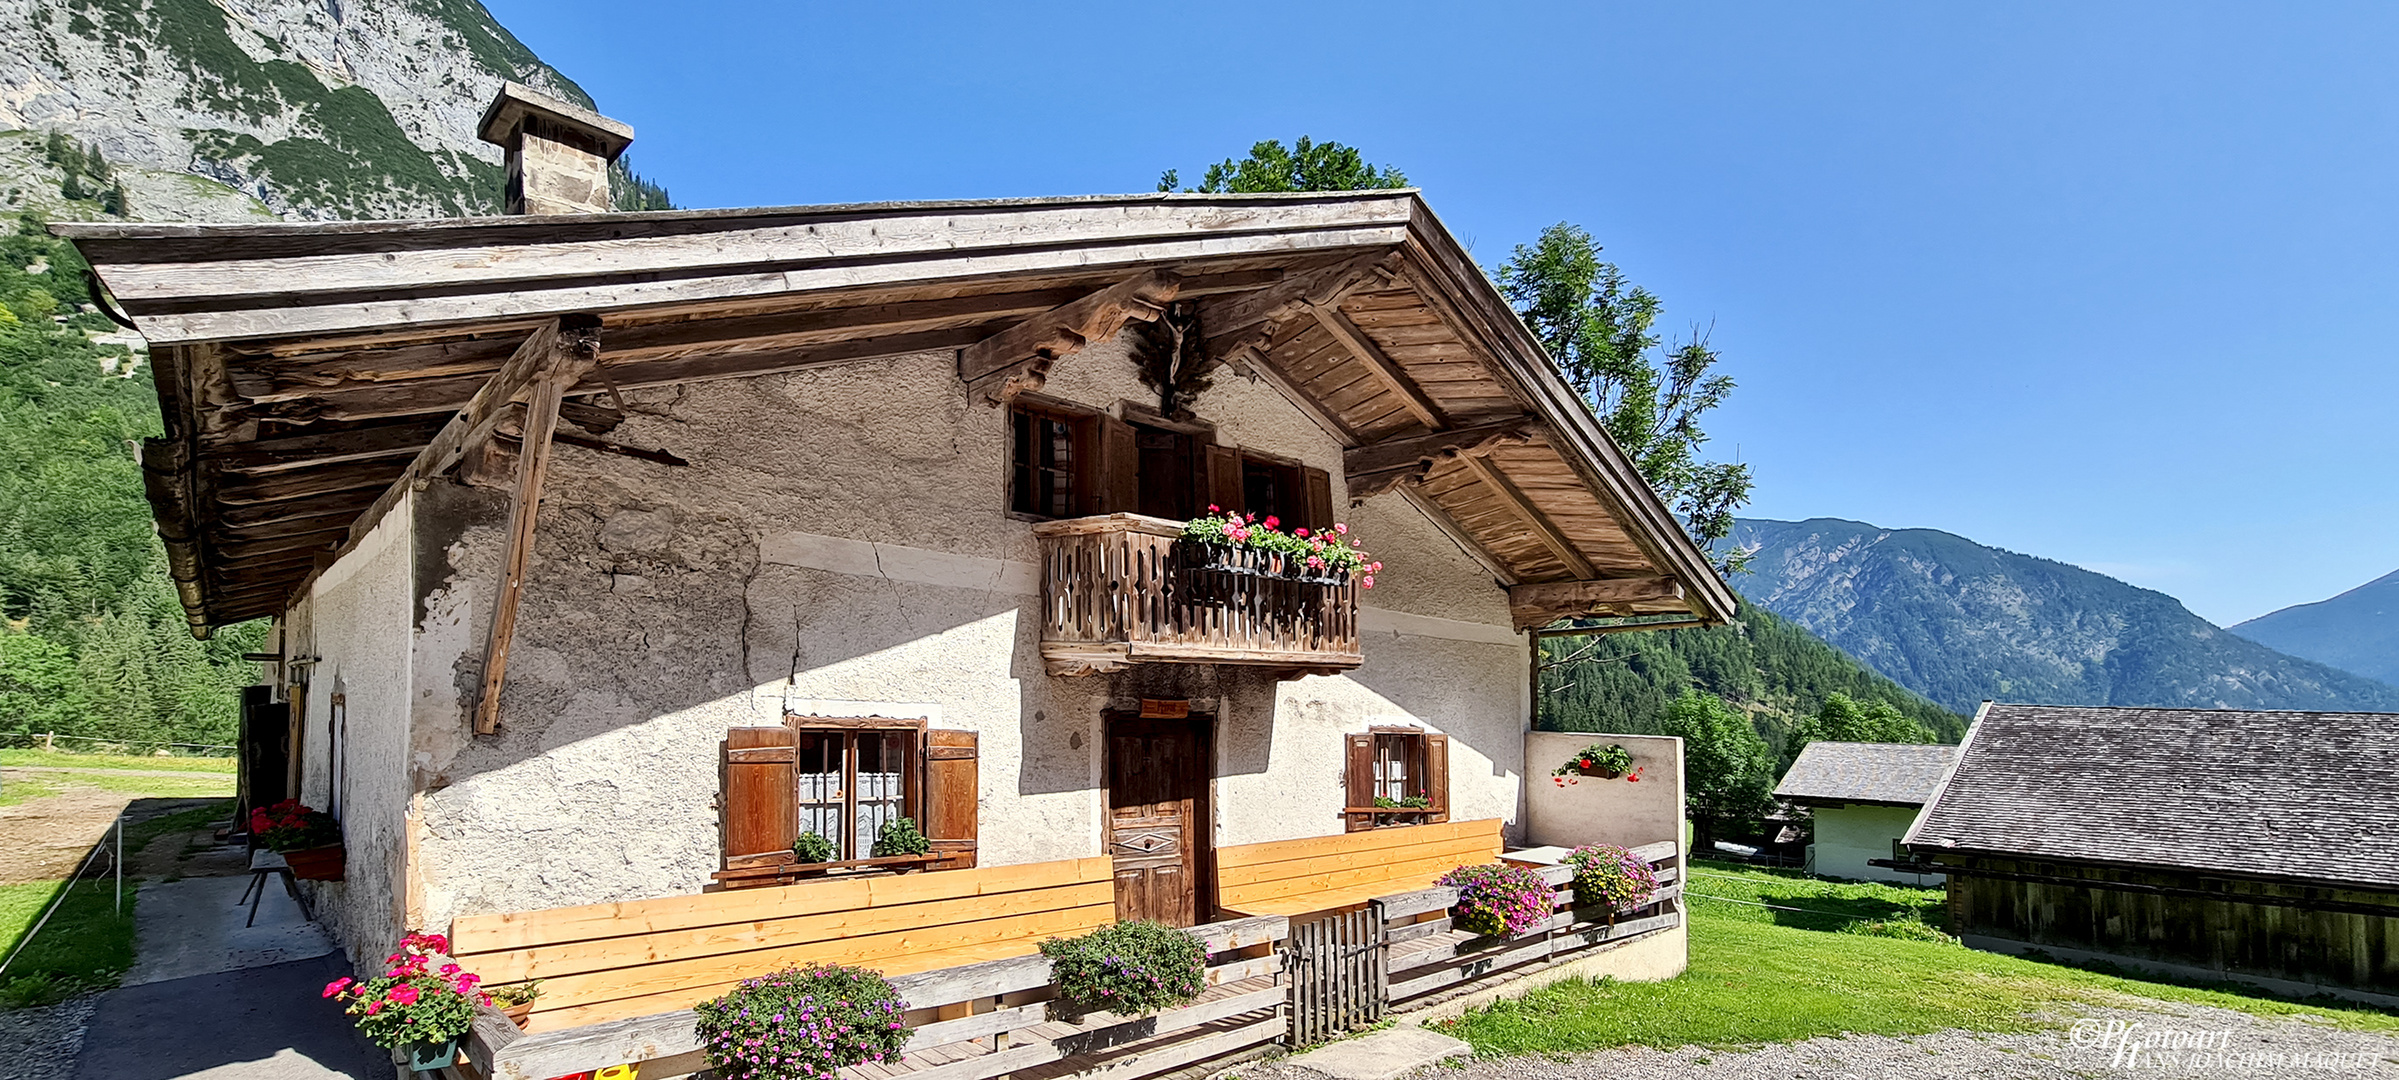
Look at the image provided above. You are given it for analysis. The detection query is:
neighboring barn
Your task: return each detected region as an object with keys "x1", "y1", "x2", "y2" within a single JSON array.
[
  {"x1": 1775, "y1": 741, "x2": 1956, "y2": 884},
  {"x1": 1907, "y1": 703, "x2": 2399, "y2": 1006}
]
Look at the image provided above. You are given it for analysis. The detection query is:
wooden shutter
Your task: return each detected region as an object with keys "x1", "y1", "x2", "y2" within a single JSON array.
[
  {"x1": 1302, "y1": 466, "x2": 1334, "y2": 533},
  {"x1": 1097, "y1": 413, "x2": 1139, "y2": 515},
  {"x1": 1205, "y1": 443, "x2": 1244, "y2": 514},
  {"x1": 1344, "y1": 733, "x2": 1375, "y2": 832},
  {"x1": 1425, "y1": 733, "x2": 1451, "y2": 824},
  {"x1": 722, "y1": 726, "x2": 796, "y2": 860},
  {"x1": 923, "y1": 729, "x2": 980, "y2": 870}
]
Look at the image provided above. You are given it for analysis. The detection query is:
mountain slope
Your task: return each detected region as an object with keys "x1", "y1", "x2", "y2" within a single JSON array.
[
  {"x1": 1732, "y1": 517, "x2": 2399, "y2": 714},
  {"x1": 2231, "y1": 569, "x2": 2399, "y2": 688},
  {"x1": 0, "y1": 0, "x2": 595, "y2": 219},
  {"x1": 1538, "y1": 598, "x2": 1967, "y2": 754}
]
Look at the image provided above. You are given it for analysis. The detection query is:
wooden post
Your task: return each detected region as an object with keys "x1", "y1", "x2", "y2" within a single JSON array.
[{"x1": 472, "y1": 317, "x2": 601, "y2": 735}]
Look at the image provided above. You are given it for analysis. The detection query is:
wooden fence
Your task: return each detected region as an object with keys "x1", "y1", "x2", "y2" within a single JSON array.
[
  {"x1": 463, "y1": 915, "x2": 1289, "y2": 1080},
  {"x1": 1372, "y1": 840, "x2": 1682, "y2": 1009},
  {"x1": 1216, "y1": 818, "x2": 1503, "y2": 917},
  {"x1": 449, "y1": 856, "x2": 1117, "y2": 1031}
]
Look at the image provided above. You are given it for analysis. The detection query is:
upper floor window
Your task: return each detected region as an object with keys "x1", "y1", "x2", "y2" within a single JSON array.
[{"x1": 1011, "y1": 405, "x2": 1091, "y2": 518}]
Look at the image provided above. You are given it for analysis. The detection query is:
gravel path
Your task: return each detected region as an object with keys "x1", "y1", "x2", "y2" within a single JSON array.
[
  {"x1": 1243, "y1": 1001, "x2": 2399, "y2": 1080},
  {"x1": 0, "y1": 996, "x2": 94, "y2": 1080}
]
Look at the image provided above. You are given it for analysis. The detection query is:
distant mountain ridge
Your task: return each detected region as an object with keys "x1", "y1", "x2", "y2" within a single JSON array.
[
  {"x1": 2231, "y1": 569, "x2": 2399, "y2": 689},
  {"x1": 1731, "y1": 517, "x2": 2399, "y2": 714},
  {"x1": 0, "y1": 0, "x2": 597, "y2": 219}
]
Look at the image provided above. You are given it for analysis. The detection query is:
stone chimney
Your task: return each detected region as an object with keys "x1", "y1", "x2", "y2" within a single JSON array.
[{"x1": 477, "y1": 82, "x2": 635, "y2": 215}]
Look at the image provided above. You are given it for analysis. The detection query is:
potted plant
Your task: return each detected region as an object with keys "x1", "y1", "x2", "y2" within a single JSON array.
[
  {"x1": 324, "y1": 932, "x2": 488, "y2": 1072},
  {"x1": 871, "y1": 817, "x2": 930, "y2": 859},
  {"x1": 1177, "y1": 510, "x2": 1382, "y2": 588},
  {"x1": 693, "y1": 965, "x2": 911, "y2": 1080},
  {"x1": 1552, "y1": 742, "x2": 1634, "y2": 780},
  {"x1": 1372, "y1": 794, "x2": 1432, "y2": 826},
  {"x1": 792, "y1": 831, "x2": 835, "y2": 866},
  {"x1": 1563, "y1": 844, "x2": 1660, "y2": 921},
  {"x1": 488, "y1": 979, "x2": 542, "y2": 1030},
  {"x1": 1039, "y1": 920, "x2": 1206, "y2": 1020},
  {"x1": 1437, "y1": 863, "x2": 1552, "y2": 939},
  {"x1": 251, "y1": 799, "x2": 345, "y2": 880}
]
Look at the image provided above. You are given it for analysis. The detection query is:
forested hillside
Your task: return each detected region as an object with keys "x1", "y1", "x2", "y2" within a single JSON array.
[
  {"x1": 1734, "y1": 517, "x2": 2399, "y2": 714},
  {"x1": 1537, "y1": 598, "x2": 1967, "y2": 755},
  {"x1": 0, "y1": 218, "x2": 263, "y2": 745}
]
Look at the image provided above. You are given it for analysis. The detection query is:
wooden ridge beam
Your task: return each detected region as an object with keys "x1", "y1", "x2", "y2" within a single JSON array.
[
  {"x1": 958, "y1": 271, "x2": 1181, "y2": 404},
  {"x1": 1344, "y1": 417, "x2": 1540, "y2": 498},
  {"x1": 1454, "y1": 453, "x2": 1597, "y2": 580},
  {"x1": 1305, "y1": 300, "x2": 1446, "y2": 430},
  {"x1": 1508, "y1": 577, "x2": 1685, "y2": 631}
]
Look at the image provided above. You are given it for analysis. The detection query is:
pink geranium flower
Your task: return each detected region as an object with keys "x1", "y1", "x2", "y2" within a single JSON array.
[
  {"x1": 387, "y1": 984, "x2": 421, "y2": 1006},
  {"x1": 322, "y1": 978, "x2": 352, "y2": 999}
]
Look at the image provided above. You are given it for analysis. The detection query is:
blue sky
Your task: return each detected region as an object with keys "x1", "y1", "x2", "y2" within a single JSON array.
[{"x1": 483, "y1": 1, "x2": 2399, "y2": 626}]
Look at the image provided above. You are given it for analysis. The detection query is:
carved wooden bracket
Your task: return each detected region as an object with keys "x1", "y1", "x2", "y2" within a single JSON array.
[
  {"x1": 959, "y1": 271, "x2": 1182, "y2": 405},
  {"x1": 1343, "y1": 418, "x2": 1543, "y2": 499}
]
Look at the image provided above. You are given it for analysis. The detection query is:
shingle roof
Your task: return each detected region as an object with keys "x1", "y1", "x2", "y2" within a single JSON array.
[
  {"x1": 1774, "y1": 742, "x2": 1958, "y2": 806},
  {"x1": 1905, "y1": 703, "x2": 2399, "y2": 889}
]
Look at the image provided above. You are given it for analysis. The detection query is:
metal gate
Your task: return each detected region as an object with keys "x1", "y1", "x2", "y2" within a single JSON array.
[{"x1": 1286, "y1": 908, "x2": 1384, "y2": 1044}]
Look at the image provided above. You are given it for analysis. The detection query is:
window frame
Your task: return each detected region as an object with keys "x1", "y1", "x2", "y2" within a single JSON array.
[
  {"x1": 788, "y1": 716, "x2": 928, "y2": 870},
  {"x1": 1345, "y1": 725, "x2": 1449, "y2": 831},
  {"x1": 1006, "y1": 398, "x2": 1099, "y2": 521}
]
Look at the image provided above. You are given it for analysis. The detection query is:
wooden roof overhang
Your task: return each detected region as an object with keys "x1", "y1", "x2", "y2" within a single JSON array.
[{"x1": 59, "y1": 191, "x2": 1735, "y2": 637}]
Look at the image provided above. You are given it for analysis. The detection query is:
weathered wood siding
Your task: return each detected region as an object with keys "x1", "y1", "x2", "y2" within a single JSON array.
[{"x1": 1940, "y1": 855, "x2": 2399, "y2": 998}]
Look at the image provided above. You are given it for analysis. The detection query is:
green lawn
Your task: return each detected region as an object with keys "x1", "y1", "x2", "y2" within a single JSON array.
[
  {"x1": 68, "y1": 771, "x2": 234, "y2": 798},
  {"x1": 0, "y1": 802, "x2": 230, "y2": 1008},
  {"x1": 1440, "y1": 860, "x2": 2399, "y2": 1056},
  {"x1": 0, "y1": 749, "x2": 236, "y2": 773}
]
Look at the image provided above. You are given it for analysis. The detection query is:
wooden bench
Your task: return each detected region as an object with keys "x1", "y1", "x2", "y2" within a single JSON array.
[{"x1": 1216, "y1": 819, "x2": 1502, "y2": 921}]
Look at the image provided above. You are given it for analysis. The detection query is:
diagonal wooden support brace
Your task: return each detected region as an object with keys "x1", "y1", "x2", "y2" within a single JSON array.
[{"x1": 474, "y1": 315, "x2": 602, "y2": 734}]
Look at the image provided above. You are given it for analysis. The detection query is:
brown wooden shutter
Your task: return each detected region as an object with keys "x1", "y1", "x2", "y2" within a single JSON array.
[
  {"x1": 722, "y1": 726, "x2": 796, "y2": 861},
  {"x1": 1205, "y1": 443, "x2": 1244, "y2": 515},
  {"x1": 1097, "y1": 413, "x2": 1139, "y2": 515},
  {"x1": 1302, "y1": 466, "x2": 1334, "y2": 533},
  {"x1": 923, "y1": 729, "x2": 980, "y2": 870},
  {"x1": 1344, "y1": 733, "x2": 1375, "y2": 832},
  {"x1": 1425, "y1": 733, "x2": 1451, "y2": 824}
]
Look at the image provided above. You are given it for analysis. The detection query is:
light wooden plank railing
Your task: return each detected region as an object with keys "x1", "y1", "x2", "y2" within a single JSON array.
[
  {"x1": 1216, "y1": 819, "x2": 1503, "y2": 918},
  {"x1": 466, "y1": 915, "x2": 1290, "y2": 1080},
  {"x1": 1033, "y1": 514, "x2": 1362, "y2": 676},
  {"x1": 449, "y1": 856, "x2": 1117, "y2": 1031},
  {"x1": 1372, "y1": 840, "x2": 1682, "y2": 1007}
]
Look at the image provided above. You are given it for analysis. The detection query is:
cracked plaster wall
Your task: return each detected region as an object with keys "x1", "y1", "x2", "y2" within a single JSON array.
[{"x1": 393, "y1": 334, "x2": 1531, "y2": 931}]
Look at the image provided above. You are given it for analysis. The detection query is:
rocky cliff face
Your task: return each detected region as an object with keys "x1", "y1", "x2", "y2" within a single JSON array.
[
  {"x1": 0, "y1": 0, "x2": 593, "y2": 219},
  {"x1": 1733, "y1": 517, "x2": 2399, "y2": 714}
]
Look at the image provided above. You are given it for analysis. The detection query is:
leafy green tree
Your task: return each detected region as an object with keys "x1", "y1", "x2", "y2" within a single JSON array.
[
  {"x1": 1157, "y1": 137, "x2": 1407, "y2": 194},
  {"x1": 1783, "y1": 691, "x2": 1936, "y2": 764},
  {"x1": 1496, "y1": 224, "x2": 1753, "y2": 572},
  {"x1": 1654, "y1": 689, "x2": 1776, "y2": 852},
  {"x1": 0, "y1": 632, "x2": 91, "y2": 735}
]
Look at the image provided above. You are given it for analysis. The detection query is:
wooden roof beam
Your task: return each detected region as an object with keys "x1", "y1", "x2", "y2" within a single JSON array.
[
  {"x1": 1305, "y1": 301, "x2": 1446, "y2": 431},
  {"x1": 1344, "y1": 417, "x2": 1541, "y2": 497},
  {"x1": 1509, "y1": 577, "x2": 1686, "y2": 631},
  {"x1": 958, "y1": 271, "x2": 1181, "y2": 405},
  {"x1": 1200, "y1": 250, "x2": 1400, "y2": 363},
  {"x1": 1454, "y1": 453, "x2": 1598, "y2": 580}
]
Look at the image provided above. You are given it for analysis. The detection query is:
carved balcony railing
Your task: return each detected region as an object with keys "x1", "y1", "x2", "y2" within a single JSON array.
[{"x1": 1033, "y1": 514, "x2": 1363, "y2": 676}]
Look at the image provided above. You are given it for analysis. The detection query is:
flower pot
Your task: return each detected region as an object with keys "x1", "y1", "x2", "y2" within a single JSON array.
[
  {"x1": 404, "y1": 1036, "x2": 460, "y2": 1073},
  {"x1": 501, "y1": 1001, "x2": 535, "y2": 1030},
  {"x1": 281, "y1": 844, "x2": 345, "y2": 881}
]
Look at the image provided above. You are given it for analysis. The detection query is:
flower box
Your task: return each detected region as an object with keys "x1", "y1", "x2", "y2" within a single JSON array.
[{"x1": 282, "y1": 843, "x2": 346, "y2": 881}]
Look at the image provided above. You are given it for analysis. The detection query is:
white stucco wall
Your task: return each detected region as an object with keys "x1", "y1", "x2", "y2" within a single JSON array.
[
  {"x1": 281, "y1": 490, "x2": 417, "y2": 961},
  {"x1": 1522, "y1": 732, "x2": 1685, "y2": 852},
  {"x1": 386, "y1": 336, "x2": 1536, "y2": 931},
  {"x1": 1811, "y1": 803, "x2": 1943, "y2": 885}
]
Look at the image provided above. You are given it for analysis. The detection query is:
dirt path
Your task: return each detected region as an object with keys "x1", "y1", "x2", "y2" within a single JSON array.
[{"x1": 0, "y1": 773, "x2": 229, "y2": 886}]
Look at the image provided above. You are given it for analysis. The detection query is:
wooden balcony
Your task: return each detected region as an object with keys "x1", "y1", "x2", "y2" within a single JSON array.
[{"x1": 1033, "y1": 514, "x2": 1363, "y2": 677}]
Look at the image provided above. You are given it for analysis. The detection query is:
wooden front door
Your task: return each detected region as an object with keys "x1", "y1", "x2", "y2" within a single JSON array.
[{"x1": 1105, "y1": 713, "x2": 1210, "y2": 927}]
